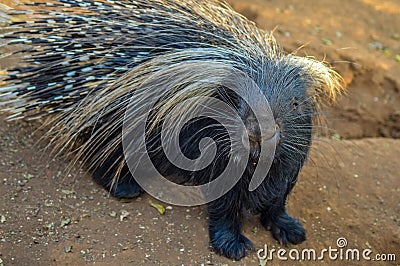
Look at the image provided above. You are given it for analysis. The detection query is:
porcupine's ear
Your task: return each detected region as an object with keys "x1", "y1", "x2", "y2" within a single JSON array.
[{"x1": 289, "y1": 56, "x2": 346, "y2": 109}]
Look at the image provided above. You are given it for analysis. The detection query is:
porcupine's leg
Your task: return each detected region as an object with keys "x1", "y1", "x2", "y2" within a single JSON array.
[
  {"x1": 207, "y1": 185, "x2": 253, "y2": 260},
  {"x1": 94, "y1": 165, "x2": 144, "y2": 199},
  {"x1": 260, "y1": 204, "x2": 306, "y2": 245},
  {"x1": 94, "y1": 169, "x2": 143, "y2": 198},
  {"x1": 92, "y1": 143, "x2": 144, "y2": 198},
  {"x1": 258, "y1": 169, "x2": 306, "y2": 245}
]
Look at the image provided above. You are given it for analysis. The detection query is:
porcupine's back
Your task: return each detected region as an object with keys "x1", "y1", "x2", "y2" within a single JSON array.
[
  {"x1": 0, "y1": 0, "x2": 344, "y2": 177},
  {"x1": 0, "y1": 0, "x2": 277, "y2": 116}
]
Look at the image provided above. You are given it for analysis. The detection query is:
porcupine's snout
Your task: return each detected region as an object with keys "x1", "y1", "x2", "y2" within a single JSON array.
[{"x1": 242, "y1": 108, "x2": 280, "y2": 162}]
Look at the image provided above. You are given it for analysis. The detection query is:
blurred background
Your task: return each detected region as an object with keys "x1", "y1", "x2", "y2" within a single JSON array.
[{"x1": 229, "y1": 0, "x2": 400, "y2": 139}]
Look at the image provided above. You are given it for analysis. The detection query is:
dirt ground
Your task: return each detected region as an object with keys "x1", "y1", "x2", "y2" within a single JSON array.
[{"x1": 0, "y1": 0, "x2": 399, "y2": 265}]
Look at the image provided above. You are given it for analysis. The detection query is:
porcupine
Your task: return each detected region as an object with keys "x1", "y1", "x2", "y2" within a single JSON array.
[{"x1": 0, "y1": 0, "x2": 344, "y2": 260}]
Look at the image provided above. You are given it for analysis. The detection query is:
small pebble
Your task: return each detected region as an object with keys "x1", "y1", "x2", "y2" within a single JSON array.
[
  {"x1": 322, "y1": 38, "x2": 333, "y2": 45},
  {"x1": 64, "y1": 246, "x2": 72, "y2": 253},
  {"x1": 120, "y1": 210, "x2": 130, "y2": 221}
]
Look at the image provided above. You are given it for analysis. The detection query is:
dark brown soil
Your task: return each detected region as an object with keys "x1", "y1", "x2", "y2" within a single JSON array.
[{"x1": 0, "y1": 0, "x2": 399, "y2": 265}]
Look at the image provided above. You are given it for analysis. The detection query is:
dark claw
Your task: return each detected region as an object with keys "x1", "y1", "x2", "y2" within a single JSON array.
[
  {"x1": 210, "y1": 230, "x2": 254, "y2": 260},
  {"x1": 263, "y1": 212, "x2": 306, "y2": 245}
]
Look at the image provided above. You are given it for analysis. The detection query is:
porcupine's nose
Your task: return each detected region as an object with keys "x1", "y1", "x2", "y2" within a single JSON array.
[
  {"x1": 241, "y1": 107, "x2": 280, "y2": 165},
  {"x1": 243, "y1": 109, "x2": 280, "y2": 147},
  {"x1": 247, "y1": 124, "x2": 280, "y2": 143}
]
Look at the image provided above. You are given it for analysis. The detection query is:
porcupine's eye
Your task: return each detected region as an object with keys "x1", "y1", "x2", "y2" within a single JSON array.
[{"x1": 292, "y1": 97, "x2": 299, "y2": 109}]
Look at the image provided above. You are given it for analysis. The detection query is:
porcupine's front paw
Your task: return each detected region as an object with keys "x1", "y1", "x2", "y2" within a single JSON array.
[
  {"x1": 210, "y1": 230, "x2": 253, "y2": 260},
  {"x1": 261, "y1": 212, "x2": 306, "y2": 245}
]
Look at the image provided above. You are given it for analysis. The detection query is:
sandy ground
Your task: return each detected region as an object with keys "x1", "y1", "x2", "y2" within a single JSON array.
[{"x1": 0, "y1": 0, "x2": 399, "y2": 265}]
